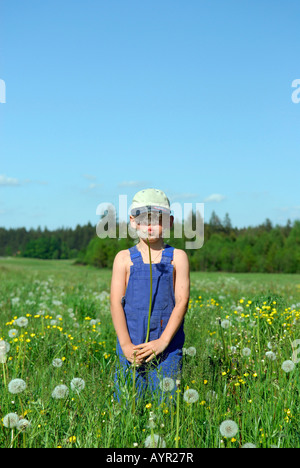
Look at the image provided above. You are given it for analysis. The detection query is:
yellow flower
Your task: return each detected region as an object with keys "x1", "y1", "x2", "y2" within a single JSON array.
[{"x1": 145, "y1": 403, "x2": 152, "y2": 409}]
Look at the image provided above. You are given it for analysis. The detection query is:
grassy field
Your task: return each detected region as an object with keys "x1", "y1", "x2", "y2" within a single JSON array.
[{"x1": 0, "y1": 257, "x2": 299, "y2": 448}]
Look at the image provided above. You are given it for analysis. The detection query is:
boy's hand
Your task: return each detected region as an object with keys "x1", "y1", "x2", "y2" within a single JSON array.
[
  {"x1": 133, "y1": 338, "x2": 169, "y2": 363},
  {"x1": 122, "y1": 343, "x2": 144, "y2": 366}
]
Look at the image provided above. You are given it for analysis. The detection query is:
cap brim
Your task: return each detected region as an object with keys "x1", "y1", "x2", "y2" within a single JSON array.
[{"x1": 131, "y1": 205, "x2": 170, "y2": 216}]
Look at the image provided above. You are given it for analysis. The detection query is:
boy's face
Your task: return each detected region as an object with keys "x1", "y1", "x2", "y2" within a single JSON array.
[{"x1": 130, "y1": 211, "x2": 173, "y2": 240}]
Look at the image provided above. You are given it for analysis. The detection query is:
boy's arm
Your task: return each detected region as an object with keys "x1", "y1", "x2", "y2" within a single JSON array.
[
  {"x1": 110, "y1": 251, "x2": 142, "y2": 364},
  {"x1": 133, "y1": 249, "x2": 190, "y2": 362}
]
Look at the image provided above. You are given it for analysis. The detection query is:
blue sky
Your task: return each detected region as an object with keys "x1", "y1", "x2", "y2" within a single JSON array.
[{"x1": 1, "y1": 0, "x2": 300, "y2": 230}]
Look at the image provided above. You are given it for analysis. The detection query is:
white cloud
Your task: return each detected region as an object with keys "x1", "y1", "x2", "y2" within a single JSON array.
[
  {"x1": 204, "y1": 193, "x2": 226, "y2": 203},
  {"x1": 0, "y1": 174, "x2": 20, "y2": 186},
  {"x1": 0, "y1": 175, "x2": 48, "y2": 187}
]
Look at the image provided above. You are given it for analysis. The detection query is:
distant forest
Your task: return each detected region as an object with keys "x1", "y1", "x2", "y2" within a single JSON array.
[{"x1": 1, "y1": 212, "x2": 300, "y2": 273}]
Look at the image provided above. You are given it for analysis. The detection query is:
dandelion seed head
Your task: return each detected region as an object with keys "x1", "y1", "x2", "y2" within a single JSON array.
[
  {"x1": 221, "y1": 319, "x2": 231, "y2": 329},
  {"x1": 52, "y1": 358, "x2": 64, "y2": 368},
  {"x1": 70, "y1": 378, "x2": 86, "y2": 393},
  {"x1": 281, "y1": 360, "x2": 295, "y2": 373},
  {"x1": 51, "y1": 384, "x2": 69, "y2": 399},
  {"x1": 8, "y1": 378, "x2": 27, "y2": 394},
  {"x1": 183, "y1": 388, "x2": 199, "y2": 404},
  {"x1": 15, "y1": 317, "x2": 29, "y2": 328},
  {"x1": 3, "y1": 413, "x2": 19, "y2": 428},
  {"x1": 17, "y1": 419, "x2": 31, "y2": 432},
  {"x1": 159, "y1": 377, "x2": 175, "y2": 392},
  {"x1": 219, "y1": 420, "x2": 239, "y2": 438},
  {"x1": 242, "y1": 347, "x2": 251, "y2": 357},
  {"x1": 265, "y1": 351, "x2": 276, "y2": 361},
  {"x1": 185, "y1": 346, "x2": 197, "y2": 356}
]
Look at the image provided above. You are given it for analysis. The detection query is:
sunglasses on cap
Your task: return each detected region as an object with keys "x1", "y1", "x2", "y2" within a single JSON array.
[{"x1": 134, "y1": 212, "x2": 165, "y2": 225}]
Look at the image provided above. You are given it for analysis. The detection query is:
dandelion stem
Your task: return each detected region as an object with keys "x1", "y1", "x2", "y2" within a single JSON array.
[
  {"x1": 219, "y1": 319, "x2": 229, "y2": 365},
  {"x1": 175, "y1": 387, "x2": 180, "y2": 448},
  {"x1": 2, "y1": 362, "x2": 7, "y2": 387},
  {"x1": 10, "y1": 429, "x2": 14, "y2": 449},
  {"x1": 145, "y1": 238, "x2": 153, "y2": 344},
  {"x1": 132, "y1": 352, "x2": 137, "y2": 414}
]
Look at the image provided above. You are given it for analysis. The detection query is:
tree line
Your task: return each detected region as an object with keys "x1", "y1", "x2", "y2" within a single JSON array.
[
  {"x1": 0, "y1": 223, "x2": 95, "y2": 260},
  {"x1": 0, "y1": 213, "x2": 299, "y2": 273}
]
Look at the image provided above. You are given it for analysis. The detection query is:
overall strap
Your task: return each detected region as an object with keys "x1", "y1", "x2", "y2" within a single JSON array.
[
  {"x1": 161, "y1": 244, "x2": 174, "y2": 264},
  {"x1": 129, "y1": 245, "x2": 143, "y2": 265}
]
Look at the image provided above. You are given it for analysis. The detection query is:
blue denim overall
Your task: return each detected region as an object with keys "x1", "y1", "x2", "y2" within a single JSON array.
[{"x1": 114, "y1": 244, "x2": 185, "y2": 402}]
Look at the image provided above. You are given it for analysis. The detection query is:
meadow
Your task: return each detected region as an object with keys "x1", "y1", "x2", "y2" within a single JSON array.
[{"x1": 0, "y1": 257, "x2": 299, "y2": 448}]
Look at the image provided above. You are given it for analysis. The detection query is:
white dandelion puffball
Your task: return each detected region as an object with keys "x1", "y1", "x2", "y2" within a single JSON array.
[
  {"x1": 281, "y1": 360, "x2": 295, "y2": 373},
  {"x1": 8, "y1": 378, "x2": 27, "y2": 394},
  {"x1": 242, "y1": 347, "x2": 251, "y2": 357},
  {"x1": 144, "y1": 434, "x2": 166, "y2": 448},
  {"x1": 159, "y1": 377, "x2": 175, "y2": 392},
  {"x1": 70, "y1": 378, "x2": 86, "y2": 393},
  {"x1": 186, "y1": 346, "x2": 197, "y2": 356},
  {"x1": 0, "y1": 340, "x2": 8, "y2": 363},
  {"x1": 219, "y1": 420, "x2": 239, "y2": 438},
  {"x1": 221, "y1": 319, "x2": 231, "y2": 329},
  {"x1": 265, "y1": 351, "x2": 277, "y2": 361},
  {"x1": 15, "y1": 317, "x2": 29, "y2": 328},
  {"x1": 52, "y1": 358, "x2": 64, "y2": 368},
  {"x1": 3, "y1": 413, "x2": 19, "y2": 428},
  {"x1": 51, "y1": 384, "x2": 69, "y2": 399},
  {"x1": 17, "y1": 419, "x2": 31, "y2": 432},
  {"x1": 8, "y1": 329, "x2": 19, "y2": 338},
  {"x1": 0, "y1": 340, "x2": 6, "y2": 353},
  {"x1": 183, "y1": 388, "x2": 199, "y2": 404}
]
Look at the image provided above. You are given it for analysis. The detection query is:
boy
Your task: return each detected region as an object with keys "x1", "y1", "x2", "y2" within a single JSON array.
[{"x1": 110, "y1": 188, "x2": 190, "y2": 400}]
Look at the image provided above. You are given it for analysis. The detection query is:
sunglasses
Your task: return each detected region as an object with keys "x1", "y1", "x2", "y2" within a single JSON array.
[{"x1": 134, "y1": 213, "x2": 165, "y2": 225}]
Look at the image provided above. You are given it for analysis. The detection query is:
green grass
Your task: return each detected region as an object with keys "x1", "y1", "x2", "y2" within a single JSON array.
[{"x1": 0, "y1": 258, "x2": 299, "y2": 448}]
